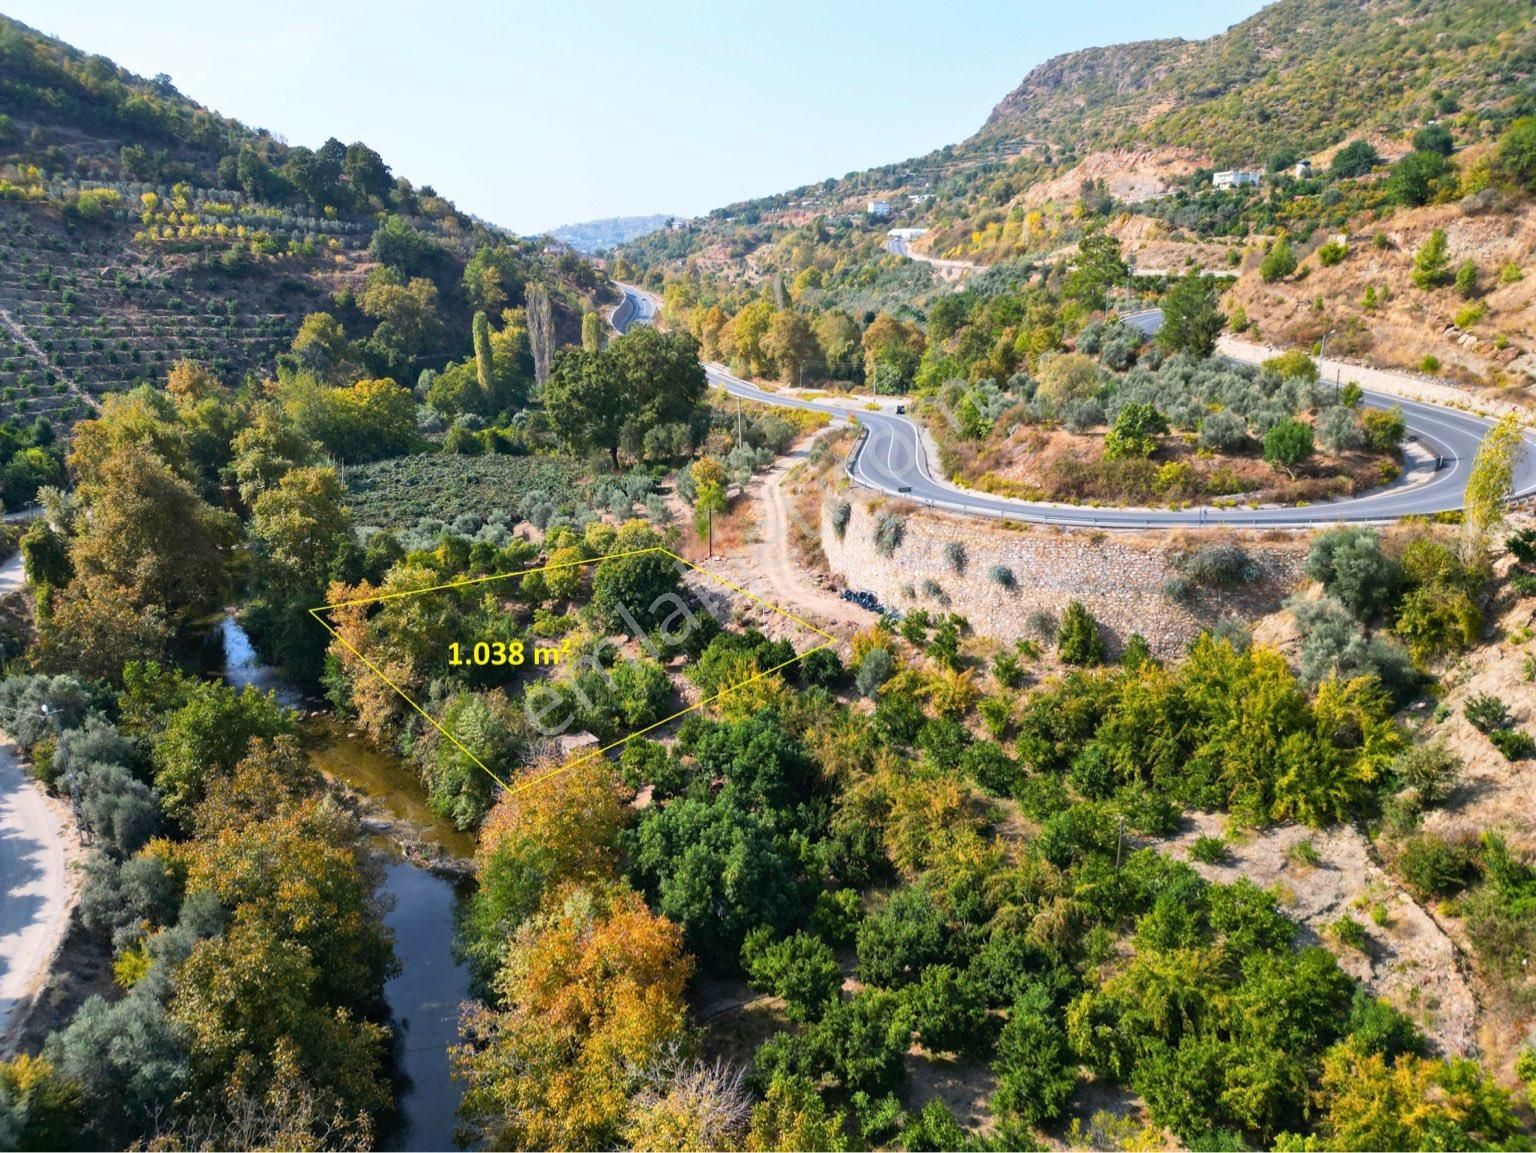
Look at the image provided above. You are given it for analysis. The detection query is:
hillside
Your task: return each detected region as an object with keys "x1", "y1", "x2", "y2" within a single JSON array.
[
  {"x1": 549, "y1": 213, "x2": 674, "y2": 253},
  {"x1": 0, "y1": 14, "x2": 606, "y2": 434},
  {"x1": 617, "y1": 0, "x2": 1536, "y2": 391}
]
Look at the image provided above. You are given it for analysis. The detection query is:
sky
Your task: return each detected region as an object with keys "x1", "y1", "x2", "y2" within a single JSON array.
[{"x1": 4, "y1": 0, "x2": 1268, "y2": 235}]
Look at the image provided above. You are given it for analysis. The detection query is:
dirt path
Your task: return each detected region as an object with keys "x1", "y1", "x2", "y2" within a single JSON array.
[{"x1": 745, "y1": 442, "x2": 871, "y2": 636}]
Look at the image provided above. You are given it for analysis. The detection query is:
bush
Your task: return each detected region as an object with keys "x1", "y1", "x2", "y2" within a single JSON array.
[
  {"x1": 831, "y1": 501, "x2": 852, "y2": 539},
  {"x1": 1360, "y1": 406, "x2": 1406, "y2": 452},
  {"x1": 1178, "y1": 543, "x2": 1259, "y2": 588},
  {"x1": 1489, "y1": 728, "x2": 1536, "y2": 761},
  {"x1": 855, "y1": 647, "x2": 893, "y2": 699},
  {"x1": 1263, "y1": 419, "x2": 1313, "y2": 471},
  {"x1": 872, "y1": 513, "x2": 904, "y2": 558},
  {"x1": 1305, "y1": 527, "x2": 1398, "y2": 619},
  {"x1": 988, "y1": 564, "x2": 1016, "y2": 589},
  {"x1": 1392, "y1": 741, "x2": 1462, "y2": 807},
  {"x1": 1260, "y1": 237, "x2": 1298, "y2": 283},
  {"x1": 1057, "y1": 601, "x2": 1105, "y2": 666},
  {"x1": 943, "y1": 541, "x2": 966, "y2": 574},
  {"x1": 1395, "y1": 833, "x2": 1476, "y2": 899},
  {"x1": 1190, "y1": 835, "x2": 1229, "y2": 864},
  {"x1": 1317, "y1": 240, "x2": 1348, "y2": 267},
  {"x1": 1464, "y1": 693, "x2": 1513, "y2": 733},
  {"x1": 1330, "y1": 916, "x2": 1368, "y2": 951}
]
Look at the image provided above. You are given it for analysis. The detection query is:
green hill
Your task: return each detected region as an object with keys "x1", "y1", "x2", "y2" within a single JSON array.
[{"x1": 0, "y1": 14, "x2": 606, "y2": 435}]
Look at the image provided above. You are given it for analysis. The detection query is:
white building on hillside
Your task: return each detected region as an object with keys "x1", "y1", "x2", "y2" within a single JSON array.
[
  {"x1": 1212, "y1": 169, "x2": 1262, "y2": 189},
  {"x1": 867, "y1": 199, "x2": 892, "y2": 218}
]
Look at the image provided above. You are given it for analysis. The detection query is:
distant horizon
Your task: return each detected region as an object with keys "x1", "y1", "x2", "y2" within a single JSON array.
[{"x1": 0, "y1": 1, "x2": 1268, "y2": 234}]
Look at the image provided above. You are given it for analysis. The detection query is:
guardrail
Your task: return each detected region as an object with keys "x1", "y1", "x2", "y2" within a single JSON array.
[{"x1": 609, "y1": 288, "x2": 636, "y2": 335}]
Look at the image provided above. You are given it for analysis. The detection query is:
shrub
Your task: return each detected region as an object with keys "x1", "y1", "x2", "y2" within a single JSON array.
[
  {"x1": 1305, "y1": 527, "x2": 1398, "y2": 619},
  {"x1": 1260, "y1": 237, "x2": 1298, "y2": 282},
  {"x1": 1330, "y1": 916, "x2": 1368, "y2": 951},
  {"x1": 1464, "y1": 693, "x2": 1513, "y2": 733},
  {"x1": 855, "y1": 647, "x2": 893, "y2": 699},
  {"x1": 1454, "y1": 260, "x2": 1481, "y2": 300},
  {"x1": 988, "y1": 564, "x2": 1016, "y2": 589},
  {"x1": 943, "y1": 541, "x2": 966, "y2": 574},
  {"x1": 1395, "y1": 833, "x2": 1476, "y2": 899},
  {"x1": 1452, "y1": 302, "x2": 1486, "y2": 330},
  {"x1": 1392, "y1": 741, "x2": 1462, "y2": 807},
  {"x1": 1057, "y1": 601, "x2": 1105, "y2": 666},
  {"x1": 1178, "y1": 543, "x2": 1259, "y2": 588},
  {"x1": 1190, "y1": 834, "x2": 1228, "y2": 864},
  {"x1": 1317, "y1": 240, "x2": 1348, "y2": 266},
  {"x1": 1410, "y1": 229, "x2": 1451, "y2": 290},
  {"x1": 1489, "y1": 728, "x2": 1536, "y2": 761},
  {"x1": 873, "y1": 512, "x2": 905, "y2": 557},
  {"x1": 831, "y1": 501, "x2": 852, "y2": 539},
  {"x1": 1263, "y1": 419, "x2": 1314, "y2": 472},
  {"x1": 1360, "y1": 406, "x2": 1406, "y2": 452}
]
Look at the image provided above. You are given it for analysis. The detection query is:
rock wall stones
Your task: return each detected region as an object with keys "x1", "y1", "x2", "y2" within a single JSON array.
[{"x1": 821, "y1": 495, "x2": 1307, "y2": 658}]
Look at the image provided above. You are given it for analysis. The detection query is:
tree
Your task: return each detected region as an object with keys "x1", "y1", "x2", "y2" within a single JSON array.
[
  {"x1": 1304, "y1": 527, "x2": 1399, "y2": 619},
  {"x1": 1104, "y1": 402, "x2": 1168, "y2": 460},
  {"x1": 905, "y1": 964, "x2": 991, "y2": 1057},
  {"x1": 1260, "y1": 236, "x2": 1298, "y2": 282},
  {"x1": 992, "y1": 990, "x2": 1078, "y2": 1127},
  {"x1": 342, "y1": 141, "x2": 392, "y2": 202},
  {"x1": 742, "y1": 929, "x2": 842, "y2": 1021},
  {"x1": 1463, "y1": 413, "x2": 1524, "y2": 556},
  {"x1": 1497, "y1": 116, "x2": 1536, "y2": 190},
  {"x1": 1360, "y1": 406, "x2": 1405, "y2": 453},
  {"x1": 288, "y1": 312, "x2": 352, "y2": 383},
  {"x1": 460, "y1": 761, "x2": 627, "y2": 981},
  {"x1": 1065, "y1": 230, "x2": 1127, "y2": 309},
  {"x1": 1262, "y1": 349, "x2": 1318, "y2": 383},
  {"x1": 1263, "y1": 419, "x2": 1314, "y2": 475},
  {"x1": 861, "y1": 314, "x2": 924, "y2": 395},
  {"x1": 472, "y1": 310, "x2": 494, "y2": 401},
  {"x1": 149, "y1": 679, "x2": 295, "y2": 825},
  {"x1": 581, "y1": 310, "x2": 604, "y2": 353},
  {"x1": 1058, "y1": 600, "x2": 1106, "y2": 665},
  {"x1": 591, "y1": 545, "x2": 684, "y2": 634},
  {"x1": 1412, "y1": 124, "x2": 1455, "y2": 157},
  {"x1": 764, "y1": 311, "x2": 823, "y2": 387},
  {"x1": 527, "y1": 282, "x2": 556, "y2": 386},
  {"x1": 1035, "y1": 352, "x2": 1100, "y2": 411},
  {"x1": 1387, "y1": 151, "x2": 1452, "y2": 207},
  {"x1": 1411, "y1": 229, "x2": 1451, "y2": 289},
  {"x1": 1329, "y1": 140, "x2": 1380, "y2": 179},
  {"x1": 1301, "y1": 1041, "x2": 1520, "y2": 1151},
  {"x1": 1157, "y1": 275, "x2": 1225, "y2": 358},
  {"x1": 628, "y1": 794, "x2": 797, "y2": 958},
  {"x1": 454, "y1": 881, "x2": 692, "y2": 1152}
]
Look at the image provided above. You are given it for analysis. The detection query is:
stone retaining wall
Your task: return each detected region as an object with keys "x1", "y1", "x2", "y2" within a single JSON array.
[{"x1": 821, "y1": 495, "x2": 1308, "y2": 657}]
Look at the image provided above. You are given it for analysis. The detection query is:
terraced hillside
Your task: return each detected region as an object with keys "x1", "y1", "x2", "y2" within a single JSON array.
[{"x1": 0, "y1": 14, "x2": 603, "y2": 435}]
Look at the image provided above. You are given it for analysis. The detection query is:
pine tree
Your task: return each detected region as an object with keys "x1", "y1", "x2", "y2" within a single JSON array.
[{"x1": 1411, "y1": 229, "x2": 1451, "y2": 290}]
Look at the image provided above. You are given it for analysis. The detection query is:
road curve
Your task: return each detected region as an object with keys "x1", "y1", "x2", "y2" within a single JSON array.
[
  {"x1": 0, "y1": 552, "x2": 72, "y2": 1054},
  {"x1": 613, "y1": 284, "x2": 1536, "y2": 528}
]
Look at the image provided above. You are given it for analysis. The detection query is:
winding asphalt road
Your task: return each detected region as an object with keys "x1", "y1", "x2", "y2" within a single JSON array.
[{"x1": 614, "y1": 284, "x2": 1536, "y2": 528}]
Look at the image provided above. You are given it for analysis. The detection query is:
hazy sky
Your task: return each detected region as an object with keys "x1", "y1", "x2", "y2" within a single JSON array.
[{"x1": 4, "y1": 1, "x2": 1266, "y2": 234}]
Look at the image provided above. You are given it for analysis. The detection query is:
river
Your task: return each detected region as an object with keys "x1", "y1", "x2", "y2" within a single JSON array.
[{"x1": 218, "y1": 616, "x2": 472, "y2": 1151}]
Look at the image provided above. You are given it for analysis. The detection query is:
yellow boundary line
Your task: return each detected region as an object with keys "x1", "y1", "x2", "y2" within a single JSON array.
[{"x1": 310, "y1": 547, "x2": 836, "y2": 796}]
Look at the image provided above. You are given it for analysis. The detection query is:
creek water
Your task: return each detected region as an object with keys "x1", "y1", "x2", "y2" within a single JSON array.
[{"x1": 218, "y1": 616, "x2": 471, "y2": 1151}]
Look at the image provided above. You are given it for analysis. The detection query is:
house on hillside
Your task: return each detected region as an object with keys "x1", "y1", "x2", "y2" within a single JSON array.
[
  {"x1": 1294, "y1": 160, "x2": 1313, "y2": 178},
  {"x1": 867, "y1": 199, "x2": 892, "y2": 218},
  {"x1": 1212, "y1": 169, "x2": 1262, "y2": 189}
]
